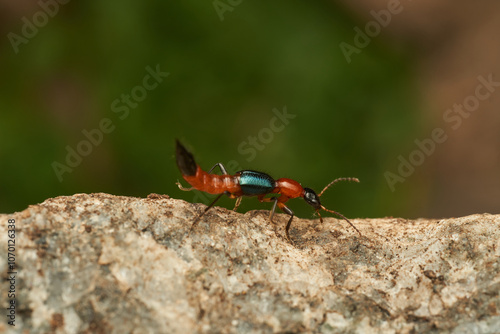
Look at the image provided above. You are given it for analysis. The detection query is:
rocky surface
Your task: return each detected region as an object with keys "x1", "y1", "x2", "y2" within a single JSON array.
[{"x1": 1, "y1": 193, "x2": 499, "y2": 333}]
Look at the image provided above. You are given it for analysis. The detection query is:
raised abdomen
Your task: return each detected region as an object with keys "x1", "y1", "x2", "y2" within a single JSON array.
[{"x1": 183, "y1": 168, "x2": 241, "y2": 195}]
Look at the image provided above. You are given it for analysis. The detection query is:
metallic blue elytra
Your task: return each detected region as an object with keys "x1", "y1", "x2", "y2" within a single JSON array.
[{"x1": 238, "y1": 170, "x2": 276, "y2": 195}]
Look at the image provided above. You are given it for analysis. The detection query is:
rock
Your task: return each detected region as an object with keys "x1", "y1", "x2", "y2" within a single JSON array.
[{"x1": 1, "y1": 193, "x2": 499, "y2": 333}]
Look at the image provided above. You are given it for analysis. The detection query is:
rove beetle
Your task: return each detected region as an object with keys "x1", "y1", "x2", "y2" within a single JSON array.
[{"x1": 175, "y1": 140, "x2": 361, "y2": 242}]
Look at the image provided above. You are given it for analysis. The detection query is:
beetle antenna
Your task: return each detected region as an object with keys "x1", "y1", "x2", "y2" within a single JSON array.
[
  {"x1": 319, "y1": 177, "x2": 359, "y2": 197},
  {"x1": 320, "y1": 205, "x2": 362, "y2": 236}
]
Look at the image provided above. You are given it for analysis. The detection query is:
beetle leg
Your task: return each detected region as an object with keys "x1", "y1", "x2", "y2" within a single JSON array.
[
  {"x1": 189, "y1": 193, "x2": 224, "y2": 233},
  {"x1": 207, "y1": 163, "x2": 228, "y2": 175},
  {"x1": 277, "y1": 202, "x2": 295, "y2": 242},
  {"x1": 257, "y1": 195, "x2": 295, "y2": 243},
  {"x1": 257, "y1": 195, "x2": 278, "y2": 220},
  {"x1": 233, "y1": 197, "x2": 242, "y2": 211},
  {"x1": 269, "y1": 197, "x2": 279, "y2": 222}
]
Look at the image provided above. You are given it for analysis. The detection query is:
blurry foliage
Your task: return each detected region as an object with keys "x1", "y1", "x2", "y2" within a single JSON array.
[{"x1": 1, "y1": 0, "x2": 420, "y2": 219}]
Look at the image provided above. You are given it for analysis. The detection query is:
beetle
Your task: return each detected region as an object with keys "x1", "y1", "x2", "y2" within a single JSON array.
[{"x1": 175, "y1": 140, "x2": 360, "y2": 241}]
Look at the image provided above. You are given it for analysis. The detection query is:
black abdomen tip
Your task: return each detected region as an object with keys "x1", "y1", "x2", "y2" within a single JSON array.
[{"x1": 175, "y1": 140, "x2": 197, "y2": 176}]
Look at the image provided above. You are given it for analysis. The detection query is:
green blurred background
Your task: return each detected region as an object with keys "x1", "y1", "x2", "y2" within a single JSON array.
[{"x1": 0, "y1": 0, "x2": 456, "y2": 220}]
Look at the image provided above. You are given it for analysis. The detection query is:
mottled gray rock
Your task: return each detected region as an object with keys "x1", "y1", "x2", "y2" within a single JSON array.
[{"x1": 1, "y1": 193, "x2": 499, "y2": 333}]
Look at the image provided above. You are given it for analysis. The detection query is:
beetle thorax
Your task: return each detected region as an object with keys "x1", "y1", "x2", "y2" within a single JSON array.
[{"x1": 275, "y1": 178, "x2": 304, "y2": 199}]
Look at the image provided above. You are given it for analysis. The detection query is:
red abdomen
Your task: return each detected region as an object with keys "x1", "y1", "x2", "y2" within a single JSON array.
[{"x1": 183, "y1": 166, "x2": 241, "y2": 195}]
